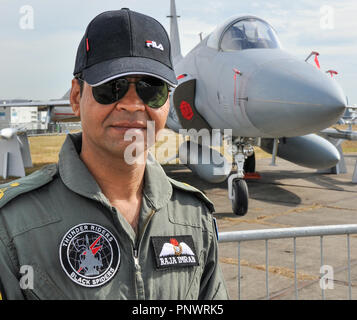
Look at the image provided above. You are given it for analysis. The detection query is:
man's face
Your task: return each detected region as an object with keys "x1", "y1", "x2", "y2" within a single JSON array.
[{"x1": 70, "y1": 76, "x2": 170, "y2": 160}]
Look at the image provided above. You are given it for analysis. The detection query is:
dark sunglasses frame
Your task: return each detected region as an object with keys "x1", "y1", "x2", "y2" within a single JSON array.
[{"x1": 76, "y1": 76, "x2": 170, "y2": 109}]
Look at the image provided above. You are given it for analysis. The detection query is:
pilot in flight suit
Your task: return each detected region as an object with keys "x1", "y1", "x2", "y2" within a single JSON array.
[{"x1": 0, "y1": 8, "x2": 229, "y2": 300}]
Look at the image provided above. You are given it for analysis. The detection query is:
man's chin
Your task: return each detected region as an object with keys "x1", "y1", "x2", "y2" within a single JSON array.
[{"x1": 103, "y1": 141, "x2": 149, "y2": 165}]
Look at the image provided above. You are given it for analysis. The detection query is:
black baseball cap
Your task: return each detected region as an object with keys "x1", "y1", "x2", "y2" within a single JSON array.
[{"x1": 73, "y1": 8, "x2": 177, "y2": 87}]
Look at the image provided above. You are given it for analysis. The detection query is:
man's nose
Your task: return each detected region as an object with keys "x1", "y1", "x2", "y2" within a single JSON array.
[{"x1": 115, "y1": 83, "x2": 146, "y2": 112}]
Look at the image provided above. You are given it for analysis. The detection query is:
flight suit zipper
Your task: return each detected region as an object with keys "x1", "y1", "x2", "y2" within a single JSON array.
[
  {"x1": 133, "y1": 248, "x2": 143, "y2": 299},
  {"x1": 133, "y1": 249, "x2": 139, "y2": 267},
  {"x1": 132, "y1": 208, "x2": 156, "y2": 299}
]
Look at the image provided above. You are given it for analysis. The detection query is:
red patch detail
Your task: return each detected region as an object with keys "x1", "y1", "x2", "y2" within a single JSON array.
[
  {"x1": 170, "y1": 238, "x2": 179, "y2": 246},
  {"x1": 86, "y1": 38, "x2": 90, "y2": 52},
  {"x1": 180, "y1": 101, "x2": 194, "y2": 120},
  {"x1": 89, "y1": 235, "x2": 102, "y2": 255}
]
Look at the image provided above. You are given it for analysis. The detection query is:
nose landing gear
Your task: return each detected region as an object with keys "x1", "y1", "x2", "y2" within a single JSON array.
[{"x1": 227, "y1": 138, "x2": 255, "y2": 216}]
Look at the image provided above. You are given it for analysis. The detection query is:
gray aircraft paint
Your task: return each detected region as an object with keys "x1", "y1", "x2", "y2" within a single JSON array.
[
  {"x1": 165, "y1": 1, "x2": 348, "y2": 188},
  {"x1": 169, "y1": 15, "x2": 346, "y2": 138},
  {"x1": 260, "y1": 134, "x2": 341, "y2": 169}
]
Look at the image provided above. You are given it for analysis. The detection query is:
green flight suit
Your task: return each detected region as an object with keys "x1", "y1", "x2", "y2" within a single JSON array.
[{"x1": 0, "y1": 132, "x2": 229, "y2": 300}]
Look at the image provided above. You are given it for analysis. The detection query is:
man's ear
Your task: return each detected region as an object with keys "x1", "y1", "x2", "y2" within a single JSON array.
[{"x1": 70, "y1": 79, "x2": 81, "y2": 117}]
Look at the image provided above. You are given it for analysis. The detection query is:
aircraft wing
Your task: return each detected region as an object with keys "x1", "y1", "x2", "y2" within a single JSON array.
[{"x1": 1, "y1": 99, "x2": 70, "y2": 107}]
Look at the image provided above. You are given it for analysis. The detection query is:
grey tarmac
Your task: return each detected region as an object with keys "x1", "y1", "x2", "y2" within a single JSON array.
[{"x1": 163, "y1": 153, "x2": 357, "y2": 300}]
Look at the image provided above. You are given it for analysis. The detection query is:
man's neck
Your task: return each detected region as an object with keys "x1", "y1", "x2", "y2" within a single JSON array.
[
  {"x1": 79, "y1": 138, "x2": 147, "y2": 234},
  {"x1": 79, "y1": 139, "x2": 147, "y2": 202}
]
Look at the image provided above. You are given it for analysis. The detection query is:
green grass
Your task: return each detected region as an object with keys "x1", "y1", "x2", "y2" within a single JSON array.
[{"x1": 1, "y1": 127, "x2": 356, "y2": 184}]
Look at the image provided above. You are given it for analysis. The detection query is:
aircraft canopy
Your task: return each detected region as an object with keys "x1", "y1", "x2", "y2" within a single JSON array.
[{"x1": 207, "y1": 16, "x2": 281, "y2": 51}]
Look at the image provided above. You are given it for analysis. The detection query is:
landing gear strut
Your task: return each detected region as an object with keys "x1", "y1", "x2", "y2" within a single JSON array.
[{"x1": 227, "y1": 138, "x2": 255, "y2": 216}]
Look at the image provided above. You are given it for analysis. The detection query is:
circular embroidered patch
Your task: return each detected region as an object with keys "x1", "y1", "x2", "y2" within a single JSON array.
[{"x1": 59, "y1": 223, "x2": 120, "y2": 288}]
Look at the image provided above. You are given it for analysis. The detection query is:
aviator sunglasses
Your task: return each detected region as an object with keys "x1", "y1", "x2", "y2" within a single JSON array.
[{"x1": 77, "y1": 76, "x2": 169, "y2": 108}]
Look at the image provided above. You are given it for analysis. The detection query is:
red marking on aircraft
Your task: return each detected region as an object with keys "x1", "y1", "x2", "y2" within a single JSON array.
[
  {"x1": 233, "y1": 68, "x2": 242, "y2": 106},
  {"x1": 314, "y1": 54, "x2": 320, "y2": 69},
  {"x1": 180, "y1": 101, "x2": 194, "y2": 120}
]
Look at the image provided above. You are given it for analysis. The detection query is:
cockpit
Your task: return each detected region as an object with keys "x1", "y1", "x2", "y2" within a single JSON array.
[{"x1": 207, "y1": 16, "x2": 282, "y2": 51}]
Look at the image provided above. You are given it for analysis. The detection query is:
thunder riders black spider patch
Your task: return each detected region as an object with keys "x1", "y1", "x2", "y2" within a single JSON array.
[{"x1": 59, "y1": 223, "x2": 120, "y2": 288}]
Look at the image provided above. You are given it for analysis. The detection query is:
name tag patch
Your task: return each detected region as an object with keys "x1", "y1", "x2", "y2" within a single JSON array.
[{"x1": 151, "y1": 235, "x2": 199, "y2": 269}]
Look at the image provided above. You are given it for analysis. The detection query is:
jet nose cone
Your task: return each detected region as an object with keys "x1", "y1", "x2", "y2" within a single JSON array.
[{"x1": 245, "y1": 58, "x2": 346, "y2": 137}]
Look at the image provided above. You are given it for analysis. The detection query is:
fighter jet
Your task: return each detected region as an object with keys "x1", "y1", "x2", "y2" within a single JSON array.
[
  {"x1": 1, "y1": 2, "x2": 348, "y2": 215},
  {"x1": 0, "y1": 91, "x2": 75, "y2": 179},
  {"x1": 166, "y1": 0, "x2": 347, "y2": 215}
]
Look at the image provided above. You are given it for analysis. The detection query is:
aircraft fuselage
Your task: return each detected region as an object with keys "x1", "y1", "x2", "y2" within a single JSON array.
[{"x1": 173, "y1": 16, "x2": 346, "y2": 138}]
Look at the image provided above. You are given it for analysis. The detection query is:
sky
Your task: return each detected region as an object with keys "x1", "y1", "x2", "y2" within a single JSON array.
[{"x1": 0, "y1": 0, "x2": 356, "y2": 104}]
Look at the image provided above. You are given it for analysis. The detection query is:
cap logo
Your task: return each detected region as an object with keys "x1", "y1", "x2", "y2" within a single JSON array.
[{"x1": 145, "y1": 40, "x2": 164, "y2": 51}]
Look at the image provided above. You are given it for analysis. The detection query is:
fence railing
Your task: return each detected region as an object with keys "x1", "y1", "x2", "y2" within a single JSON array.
[{"x1": 218, "y1": 224, "x2": 357, "y2": 300}]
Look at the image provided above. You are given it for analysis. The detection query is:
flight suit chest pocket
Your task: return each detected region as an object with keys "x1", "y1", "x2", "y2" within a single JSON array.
[
  {"x1": 168, "y1": 203, "x2": 202, "y2": 228},
  {"x1": 22, "y1": 263, "x2": 67, "y2": 300}
]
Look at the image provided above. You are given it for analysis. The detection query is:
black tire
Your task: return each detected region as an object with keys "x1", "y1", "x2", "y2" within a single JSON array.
[
  {"x1": 244, "y1": 152, "x2": 255, "y2": 173},
  {"x1": 232, "y1": 179, "x2": 249, "y2": 216}
]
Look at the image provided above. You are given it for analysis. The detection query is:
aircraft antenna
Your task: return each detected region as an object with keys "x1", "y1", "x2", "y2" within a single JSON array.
[{"x1": 199, "y1": 32, "x2": 203, "y2": 42}]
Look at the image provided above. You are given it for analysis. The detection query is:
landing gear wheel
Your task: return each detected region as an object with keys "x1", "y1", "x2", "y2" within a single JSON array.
[{"x1": 232, "y1": 179, "x2": 249, "y2": 216}]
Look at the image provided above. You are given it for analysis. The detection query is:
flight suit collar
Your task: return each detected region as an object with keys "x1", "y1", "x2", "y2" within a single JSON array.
[
  {"x1": 58, "y1": 132, "x2": 172, "y2": 211},
  {"x1": 142, "y1": 152, "x2": 173, "y2": 210}
]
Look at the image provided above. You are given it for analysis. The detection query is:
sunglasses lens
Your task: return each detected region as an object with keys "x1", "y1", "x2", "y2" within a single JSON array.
[
  {"x1": 92, "y1": 79, "x2": 128, "y2": 105},
  {"x1": 91, "y1": 77, "x2": 168, "y2": 108},
  {"x1": 137, "y1": 78, "x2": 168, "y2": 109}
]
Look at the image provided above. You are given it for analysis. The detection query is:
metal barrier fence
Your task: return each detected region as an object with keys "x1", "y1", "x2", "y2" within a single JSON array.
[{"x1": 218, "y1": 224, "x2": 357, "y2": 300}]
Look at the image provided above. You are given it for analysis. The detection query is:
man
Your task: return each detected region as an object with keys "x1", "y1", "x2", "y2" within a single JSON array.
[{"x1": 0, "y1": 8, "x2": 229, "y2": 300}]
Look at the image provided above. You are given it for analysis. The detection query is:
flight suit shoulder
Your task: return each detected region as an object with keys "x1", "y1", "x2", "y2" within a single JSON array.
[
  {"x1": 0, "y1": 163, "x2": 58, "y2": 209},
  {"x1": 167, "y1": 177, "x2": 215, "y2": 213}
]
